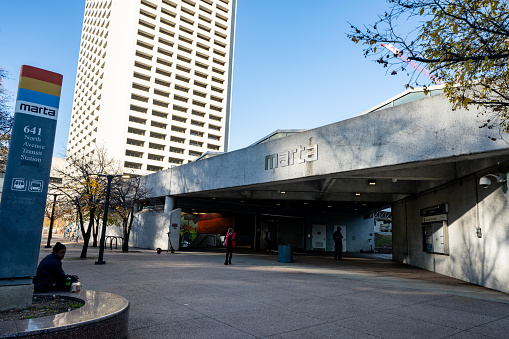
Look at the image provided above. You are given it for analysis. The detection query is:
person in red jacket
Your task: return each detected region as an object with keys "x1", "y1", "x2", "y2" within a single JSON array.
[{"x1": 224, "y1": 228, "x2": 236, "y2": 265}]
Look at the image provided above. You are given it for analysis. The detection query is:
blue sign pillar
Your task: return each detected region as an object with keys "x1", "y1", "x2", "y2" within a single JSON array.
[{"x1": 0, "y1": 65, "x2": 62, "y2": 311}]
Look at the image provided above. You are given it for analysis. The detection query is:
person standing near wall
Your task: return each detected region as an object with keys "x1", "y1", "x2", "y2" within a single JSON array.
[
  {"x1": 224, "y1": 228, "x2": 236, "y2": 265},
  {"x1": 333, "y1": 227, "x2": 343, "y2": 260},
  {"x1": 264, "y1": 228, "x2": 272, "y2": 252}
]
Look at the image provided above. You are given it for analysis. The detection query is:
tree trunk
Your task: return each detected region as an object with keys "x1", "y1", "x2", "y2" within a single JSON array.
[
  {"x1": 122, "y1": 219, "x2": 129, "y2": 252},
  {"x1": 92, "y1": 213, "x2": 100, "y2": 247},
  {"x1": 77, "y1": 209, "x2": 87, "y2": 259},
  {"x1": 122, "y1": 210, "x2": 134, "y2": 252},
  {"x1": 80, "y1": 207, "x2": 95, "y2": 259}
]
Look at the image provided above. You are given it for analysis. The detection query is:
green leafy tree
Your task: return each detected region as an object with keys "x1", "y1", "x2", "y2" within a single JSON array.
[{"x1": 348, "y1": 0, "x2": 509, "y2": 132}]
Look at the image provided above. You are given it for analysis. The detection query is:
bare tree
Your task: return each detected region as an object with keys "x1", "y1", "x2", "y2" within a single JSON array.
[
  {"x1": 43, "y1": 194, "x2": 65, "y2": 233},
  {"x1": 54, "y1": 148, "x2": 119, "y2": 258},
  {"x1": 110, "y1": 175, "x2": 151, "y2": 252},
  {"x1": 0, "y1": 67, "x2": 13, "y2": 171}
]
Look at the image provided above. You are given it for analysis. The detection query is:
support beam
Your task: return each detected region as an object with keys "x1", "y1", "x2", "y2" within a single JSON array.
[{"x1": 317, "y1": 178, "x2": 336, "y2": 200}]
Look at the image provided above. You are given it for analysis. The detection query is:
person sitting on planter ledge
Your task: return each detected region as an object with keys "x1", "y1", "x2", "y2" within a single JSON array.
[{"x1": 33, "y1": 242, "x2": 79, "y2": 292}]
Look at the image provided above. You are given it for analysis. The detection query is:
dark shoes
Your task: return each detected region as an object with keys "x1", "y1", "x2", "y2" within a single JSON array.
[{"x1": 224, "y1": 261, "x2": 232, "y2": 265}]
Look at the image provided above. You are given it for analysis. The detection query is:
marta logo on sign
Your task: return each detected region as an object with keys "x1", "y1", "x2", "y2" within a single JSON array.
[
  {"x1": 16, "y1": 100, "x2": 58, "y2": 119},
  {"x1": 265, "y1": 144, "x2": 318, "y2": 170}
]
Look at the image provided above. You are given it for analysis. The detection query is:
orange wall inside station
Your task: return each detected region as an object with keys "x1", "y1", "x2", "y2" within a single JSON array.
[{"x1": 197, "y1": 213, "x2": 233, "y2": 234}]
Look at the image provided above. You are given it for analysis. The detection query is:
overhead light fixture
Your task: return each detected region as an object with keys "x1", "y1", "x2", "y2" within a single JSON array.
[
  {"x1": 303, "y1": 202, "x2": 308, "y2": 205},
  {"x1": 328, "y1": 205, "x2": 332, "y2": 208},
  {"x1": 276, "y1": 203, "x2": 280, "y2": 206},
  {"x1": 355, "y1": 193, "x2": 361, "y2": 196},
  {"x1": 368, "y1": 179, "x2": 376, "y2": 186},
  {"x1": 240, "y1": 200, "x2": 244, "y2": 203},
  {"x1": 280, "y1": 191, "x2": 286, "y2": 194},
  {"x1": 392, "y1": 178, "x2": 398, "y2": 183}
]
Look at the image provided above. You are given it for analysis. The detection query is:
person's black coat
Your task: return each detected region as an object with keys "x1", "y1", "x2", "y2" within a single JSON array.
[{"x1": 33, "y1": 253, "x2": 73, "y2": 292}]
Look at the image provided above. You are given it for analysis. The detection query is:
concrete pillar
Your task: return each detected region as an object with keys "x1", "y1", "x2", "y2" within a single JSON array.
[
  {"x1": 163, "y1": 196, "x2": 181, "y2": 251},
  {"x1": 164, "y1": 196, "x2": 175, "y2": 213},
  {"x1": 0, "y1": 284, "x2": 33, "y2": 311},
  {"x1": 255, "y1": 209, "x2": 262, "y2": 250}
]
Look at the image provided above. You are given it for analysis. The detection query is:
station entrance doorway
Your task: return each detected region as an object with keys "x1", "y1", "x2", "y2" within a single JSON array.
[{"x1": 260, "y1": 215, "x2": 305, "y2": 251}]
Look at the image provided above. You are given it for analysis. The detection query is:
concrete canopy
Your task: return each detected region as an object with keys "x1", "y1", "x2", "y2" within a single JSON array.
[
  {"x1": 140, "y1": 93, "x2": 509, "y2": 214},
  {"x1": 130, "y1": 91, "x2": 509, "y2": 293}
]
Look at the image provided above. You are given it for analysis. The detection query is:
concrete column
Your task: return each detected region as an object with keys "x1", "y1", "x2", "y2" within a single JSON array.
[
  {"x1": 254, "y1": 209, "x2": 262, "y2": 250},
  {"x1": 164, "y1": 196, "x2": 175, "y2": 213},
  {"x1": 164, "y1": 196, "x2": 180, "y2": 251}
]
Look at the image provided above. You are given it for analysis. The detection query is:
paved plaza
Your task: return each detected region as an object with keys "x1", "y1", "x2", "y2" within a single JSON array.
[{"x1": 41, "y1": 235, "x2": 509, "y2": 338}]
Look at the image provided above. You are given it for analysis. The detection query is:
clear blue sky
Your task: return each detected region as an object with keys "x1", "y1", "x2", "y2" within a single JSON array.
[{"x1": 0, "y1": 0, "x2": 410, "y2": 157}]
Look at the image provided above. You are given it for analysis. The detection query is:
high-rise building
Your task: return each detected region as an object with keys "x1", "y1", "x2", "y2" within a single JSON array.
[{"x1": 67, "y1": 0, "x2": 236, "y2": 173}]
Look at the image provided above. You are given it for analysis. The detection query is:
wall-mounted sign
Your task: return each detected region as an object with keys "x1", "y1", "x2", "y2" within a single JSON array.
[
  {"x1": 422, "y1": 214, "x2": 448, "y2": 223},
  {"x1": 265, "y1": 144, "x2": 318, "y2": 170},
  {"x1": 0, "y1": 65, "x2": 62, "y2": 282},
  {"x1": 420, "y1": 203, "x2": 448, "y2": 216}
]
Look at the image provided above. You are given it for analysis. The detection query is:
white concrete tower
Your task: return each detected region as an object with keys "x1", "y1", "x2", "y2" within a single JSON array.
[{"x1": 67, "y1": 0, "x2": 236, "y2": 173}]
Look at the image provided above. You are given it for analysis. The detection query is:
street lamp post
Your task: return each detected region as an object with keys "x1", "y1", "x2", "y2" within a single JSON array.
[
  {"x1": 95, "y1": 174, "x2": 129, "y2": 265},
  {"x1": 45, "y1": 193, "x2": 59, "y2": 248}
]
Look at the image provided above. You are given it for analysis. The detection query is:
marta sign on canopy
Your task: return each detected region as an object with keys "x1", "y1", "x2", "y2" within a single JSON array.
[{"x1": 0, "y1": 65, "x2": 62, "y2": 310}]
